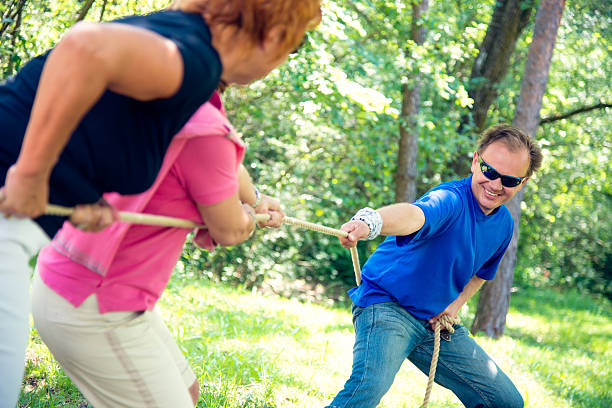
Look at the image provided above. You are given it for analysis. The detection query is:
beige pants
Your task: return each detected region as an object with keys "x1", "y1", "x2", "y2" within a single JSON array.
[{"x1": 31, "y1": 272, "x2": 196, "y2": 408}]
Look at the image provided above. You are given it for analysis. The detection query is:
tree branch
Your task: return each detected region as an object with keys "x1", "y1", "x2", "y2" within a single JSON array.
[
  {"x1": 99, "y1": 0, "x2": 108, "y2": 21},
  {"x1": 540, "y1": 102, "x2": 611, "y2": 124},
  {"x1": 75, "y1": 0, "x2": 96, "y2": 22},
  {"x1": 7, "y1": 0, "x2": 24, "y2": 73},
  {"x1": 0, "y1": 0, "x2": 27, "y2": 38}
]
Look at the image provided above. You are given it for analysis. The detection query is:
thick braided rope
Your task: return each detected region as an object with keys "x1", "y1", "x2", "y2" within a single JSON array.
[
  {"x1": 45, "y1": 206, "x2": 362, "y2": 284},
  {"x1": 421, "y1": 314, "x2": 459, "y2": 408},
  {"x1": 283, "y1": 216, "x2": 361, "y2": 285},
  {"x1": 45, "y1": 204, "x2": 270, "y2": 229}
]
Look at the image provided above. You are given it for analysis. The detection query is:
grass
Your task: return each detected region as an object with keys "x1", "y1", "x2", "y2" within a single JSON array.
[{"x1": 19, "y1": 279, "x2": 611, "y2": 407}]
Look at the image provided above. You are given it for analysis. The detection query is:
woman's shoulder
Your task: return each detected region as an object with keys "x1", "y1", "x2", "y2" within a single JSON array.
[{"x1": 110, "y1": 10, "x2": 211, "y2": 39}]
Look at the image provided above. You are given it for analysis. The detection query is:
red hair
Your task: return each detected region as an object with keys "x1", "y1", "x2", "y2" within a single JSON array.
[{"x1": 171, "y1": 0, "x2": 321, "y2": 55}]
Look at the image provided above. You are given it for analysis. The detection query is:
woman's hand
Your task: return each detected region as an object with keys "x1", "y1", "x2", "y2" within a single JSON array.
[
  {"x1": 69, "y1": 201, "x2": 118, "y2": 232},
  {"x1": 0, "y1": 165, "x2": 49, "y2": 219},
  {"x1": 338, "y1": 219, "x2": 370, "y2": 248},
  {"x1": 254, "y1": 194, "x2": 284, "y2": 228}
]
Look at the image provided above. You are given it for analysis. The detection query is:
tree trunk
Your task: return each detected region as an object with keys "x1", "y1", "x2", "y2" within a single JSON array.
[
  {"x1": 395, "y1": 0, "x2": 429, "y2": 203},
  {"x1": 472, "y1": 0, "x2": 566, "y2": 338},
  {"x1": 448, "y1": 0, "x2": 532, "y2": 178},
  {"x1": 75, "y1": 0, "x2": 96, "y2": 22},
  {"x1": 463, "y1": 0, "x2": 532, "y2": 132}
]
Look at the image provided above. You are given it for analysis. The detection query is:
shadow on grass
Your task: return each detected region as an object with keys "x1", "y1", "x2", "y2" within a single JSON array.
[{"x1": 510, "y1": 287, "x2": 611, "y2": 319}]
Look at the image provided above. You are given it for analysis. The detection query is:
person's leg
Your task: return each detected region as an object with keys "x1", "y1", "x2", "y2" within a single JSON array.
[
  {"x1": 147, "y1": 309, "x2": 198, "y2": 406},
  {"x1": 408, "y1": 325, "x2": 524, "y2": 408},
  {"x1": 0, "y1": 216, "x2": 49, "y2": 408},
  {"x1": 325, "y1": 302, "x2": 427, "y2": 408},
  {"x1": 32, "y1": 272, "x2": 194, "y2": 408},
  {"x1": 188, "y1": 380, "x2": 200, "y2": 406}
]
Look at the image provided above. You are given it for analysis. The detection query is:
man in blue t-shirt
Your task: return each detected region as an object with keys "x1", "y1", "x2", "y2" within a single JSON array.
[{"x1": 326, "y1": 124, "x2": 543, "y2": 408}]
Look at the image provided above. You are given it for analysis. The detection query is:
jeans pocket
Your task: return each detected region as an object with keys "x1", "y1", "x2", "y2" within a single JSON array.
[{"x1": 352, "y1": 304, "x2": 363, "y2": 325}]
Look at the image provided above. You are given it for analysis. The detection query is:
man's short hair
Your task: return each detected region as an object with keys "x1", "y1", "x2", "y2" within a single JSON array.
[{"x1": 477, "y1": 124, "x2": 543, "y2": 177}]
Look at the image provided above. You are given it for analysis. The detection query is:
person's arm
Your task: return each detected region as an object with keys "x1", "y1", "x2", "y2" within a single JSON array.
[
  {"x1": 237, "y1": 164, "x2": 284, "y2": 228},
  {"x1": 237, "y1": 164, "x2": 258, "y2": 205},
  {"x1": 428, "y1": 275, "x2": 485, "y2": 329},
  {"x1": 196, "y1": 194, "x2": 256, "y2": 246},
  {"x1": 0, "y1": 22, "x2": 184, "y2": 219},
  {"x1": 339, "y1": 203, "x2": 425, "y2": 248}
]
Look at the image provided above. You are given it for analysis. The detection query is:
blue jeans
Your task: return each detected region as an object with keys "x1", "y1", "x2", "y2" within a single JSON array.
[{"x1": 326, "y1": 303, "x2": 523, "y2": 408}]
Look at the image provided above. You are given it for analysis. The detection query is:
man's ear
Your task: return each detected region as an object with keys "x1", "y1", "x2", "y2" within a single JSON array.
[{"x1": 470, "y1": 151, "x2": 479, "y2": 173}]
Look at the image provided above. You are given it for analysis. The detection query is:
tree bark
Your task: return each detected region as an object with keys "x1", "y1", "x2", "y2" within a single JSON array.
[
  {"x1": 75, "y1": 0, "x2": 96, "y2": 22},
  {"x1": 99, "y1": 0, "x2": 109, "y2": 21},
  {"x1": 395, "y1": 0, "x2": 429, "y2": 203},
  {"x1": 472, "y1": 0, "x2": 566, "y2": 338},
  {"x1": 463, "y1": 0, "x2": 532, "y2": 132}
]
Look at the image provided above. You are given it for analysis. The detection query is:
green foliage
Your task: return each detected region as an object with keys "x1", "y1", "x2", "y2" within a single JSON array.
[
  {"x1": 1, "y1": 0, "x2": 610, "y2": 296},
  {"x1": 20, "y1": 280, "x2": 612, "y2": 407},
  {"x1": 515, "y1": 3, "x2": 612, "y2": 298}
]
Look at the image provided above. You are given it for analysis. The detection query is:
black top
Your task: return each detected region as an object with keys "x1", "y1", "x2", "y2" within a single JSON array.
[{"x1": 0, "y1": 10, "x2": 222, "y2": 237}]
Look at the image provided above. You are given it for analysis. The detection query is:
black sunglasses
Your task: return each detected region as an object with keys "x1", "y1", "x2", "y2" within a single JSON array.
[{"x1": 477, "y1": 153, "x2": 526, "y2": 188}]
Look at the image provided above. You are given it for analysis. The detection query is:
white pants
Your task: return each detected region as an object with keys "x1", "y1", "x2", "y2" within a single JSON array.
[{"x1": 0, "y1": 216, "x2": 49, "y2": 408}]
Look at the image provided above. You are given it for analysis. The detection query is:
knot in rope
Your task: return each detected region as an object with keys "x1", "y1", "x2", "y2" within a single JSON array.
[{"x1": 438, "y1": 314, "x2": 458, "y2": 333}]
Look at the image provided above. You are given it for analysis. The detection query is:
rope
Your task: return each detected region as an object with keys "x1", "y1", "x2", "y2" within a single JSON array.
[
  {"x1": 421, "y1": 314, "x2": 459, "y2": 408},
  {"x1": 45, "y1": 204, "x2": 270, "y2": 229},
  {"x1": 283, "y1": 216, "x2": 361, "y2": 285},
  {"x1": 45, "y1": 205, "x2": 363, "y2": 284},
  {"x1": 45, "y1": 203, "x2": 450, "y2": 405}
]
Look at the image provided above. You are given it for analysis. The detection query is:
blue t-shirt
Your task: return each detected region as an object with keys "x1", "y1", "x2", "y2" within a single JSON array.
[
  {"x1": 0, "y1": 10, "x2": 221, "y2": 237},
  {"x1": 348, "y1": 176, "x2": 513, "y2": 320}
]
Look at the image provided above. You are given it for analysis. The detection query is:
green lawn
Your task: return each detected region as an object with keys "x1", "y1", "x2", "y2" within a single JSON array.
[{"x1": 19, "y1": 279, "x2": 612, "y2": 407}]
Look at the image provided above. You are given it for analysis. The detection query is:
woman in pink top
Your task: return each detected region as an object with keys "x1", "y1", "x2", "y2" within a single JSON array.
[{"x1": 31, "y1": 92, "x2": 283, "y2": 408}]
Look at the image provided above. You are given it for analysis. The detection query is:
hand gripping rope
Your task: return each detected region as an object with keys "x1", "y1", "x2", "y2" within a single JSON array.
[
  {"x1": 45, "y1": 204, "x2": 362, "y2": 285},
  {"x1": 45, "y1": 203, "x2": 454, "y2": 407}
]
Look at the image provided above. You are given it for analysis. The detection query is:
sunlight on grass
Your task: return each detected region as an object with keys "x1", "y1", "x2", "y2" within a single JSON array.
[{"x1": 20, "y1": 281, "x2": 611, "y2": 407}]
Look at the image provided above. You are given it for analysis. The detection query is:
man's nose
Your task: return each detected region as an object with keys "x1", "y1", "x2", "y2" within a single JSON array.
[{"x1": 489, "y1": 177, "x2": 503, "y2": 191}]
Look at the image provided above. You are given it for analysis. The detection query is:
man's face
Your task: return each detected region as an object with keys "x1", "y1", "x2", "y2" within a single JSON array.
[{"x1": 470, "y1": 141, "x2": 530, "y2": 215}]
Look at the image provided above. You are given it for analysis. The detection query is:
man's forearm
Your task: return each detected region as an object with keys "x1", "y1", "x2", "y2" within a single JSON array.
[
  {"x1": 433, "y1": 275, "x2": 486, "y2": 322},
  {"x1": 457, "y1": 276, "x2": 486, "y2": 306},
  {"x1": 339, "y1": 202, "x2": 426, "y2": 246}
]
